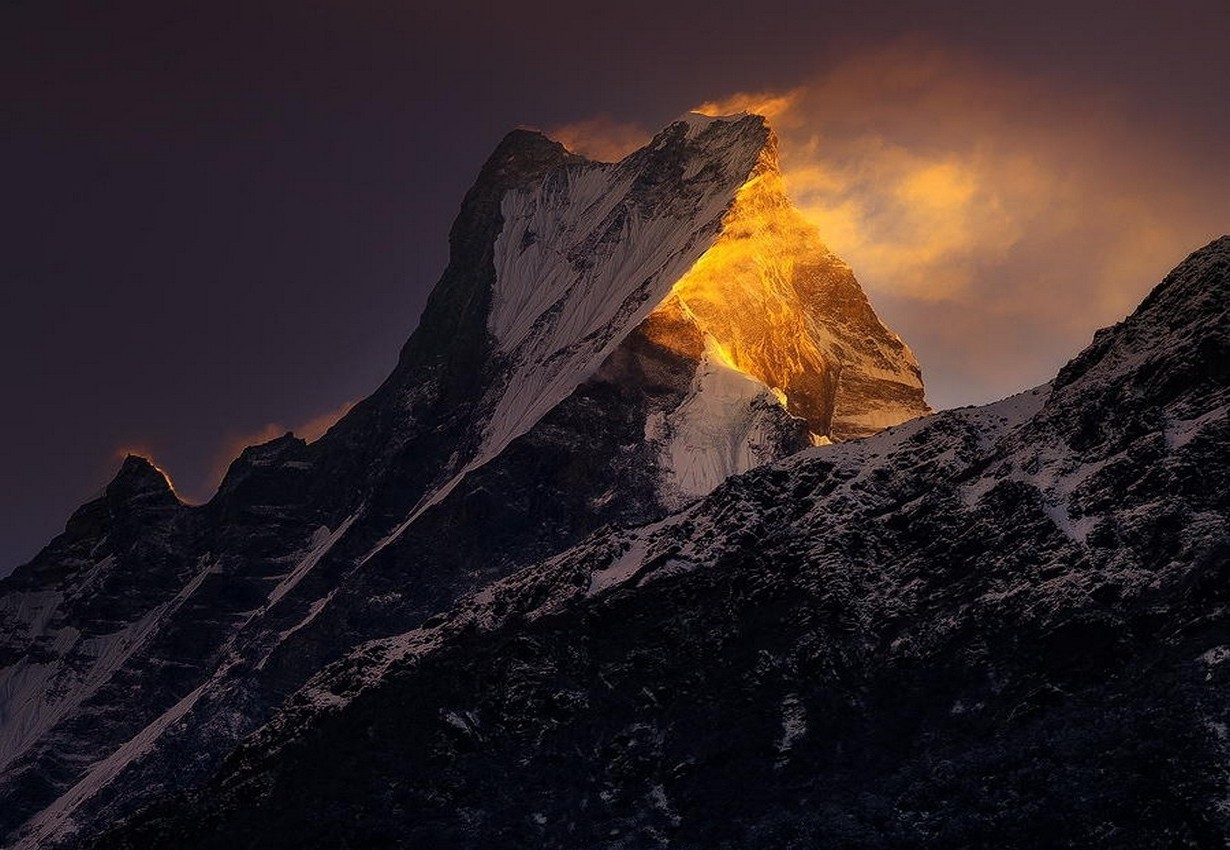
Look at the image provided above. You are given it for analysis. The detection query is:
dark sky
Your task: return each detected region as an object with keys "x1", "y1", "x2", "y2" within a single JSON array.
[{"x1": 3, "y1": 0, "x2": 1227, "y2": 572}]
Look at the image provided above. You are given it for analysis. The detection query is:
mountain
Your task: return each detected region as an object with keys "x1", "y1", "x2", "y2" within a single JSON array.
[
  {"x1": 88, "y1": 235, "x2": 1230, "y2": 849},
  {"x1": 0, "y1": 113, "x2": 927, "y2": 848}
]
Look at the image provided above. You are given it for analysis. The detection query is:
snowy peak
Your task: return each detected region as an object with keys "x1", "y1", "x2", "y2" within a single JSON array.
[
  {"x1": 479, "y1": 111, "x2": 926, "y2": 489},
  {"x1": 476, "y1": 114, "x2": 774, "y2": 472},
  {"x1": 105, "y1": 455, "x2": 179, "y2": 504},
  {"x1": 411, "y1": 110, "x2": 931, "y2": 513}
]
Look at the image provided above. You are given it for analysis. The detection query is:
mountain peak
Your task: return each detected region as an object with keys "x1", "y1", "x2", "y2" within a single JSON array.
[
  {"x1": 403, "y1": 109, "x2": 926, "y2": 516},
  {"x1": 212, "y1": 433, "x2": 307, "y2": 498},
  {"x1": 1131, "y1": 234, "x2": 1230, "y2": 322},
  {"x1": 485, "y1": 128, "x2": 580, "y2": 176},
  {"x1": 672, "y1": 109, "x2": 767, "y2": 135},
  {"x1": 647, "y1": 110, "x2": 769, "y2": 161},
  {"x1": 106, "y1": 454, "x2": 178, "y2": 505},
  {"x1": 1030, "y1": 235, "x2": 1230, "y2": 455},
  {"x1": 1050, "y1": 235, "x2": 1230, "y2": 401}
]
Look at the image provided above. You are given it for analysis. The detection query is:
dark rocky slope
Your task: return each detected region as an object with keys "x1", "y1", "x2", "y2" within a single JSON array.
[{"x1": 94, "y1": 237, "x2": 1230, "y2": 848}]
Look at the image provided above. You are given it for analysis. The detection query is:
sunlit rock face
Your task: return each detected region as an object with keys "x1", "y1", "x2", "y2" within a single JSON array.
[
  {"x1": 595, "y1": 117, "x2": 930, "y2": 505},
  {"x1": 647, "y1": 129, "x2": 929, "y2": 443}
]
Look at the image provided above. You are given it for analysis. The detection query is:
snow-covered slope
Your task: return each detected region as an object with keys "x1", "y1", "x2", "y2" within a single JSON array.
[
  {"x1": 485, "y1": 117, "x2": 763, "y2": 457},
  {"x1": 652, "y1": 337, "x2": 799, "y2": 503},
  {"x1": 101, "y1": 236, "x2": 1230, "y2": 849}
]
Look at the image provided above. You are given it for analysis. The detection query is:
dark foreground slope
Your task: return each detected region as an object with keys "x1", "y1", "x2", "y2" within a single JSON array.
[{"x1": 94, "y1": 239, "x2": 1230, "y2": 847}]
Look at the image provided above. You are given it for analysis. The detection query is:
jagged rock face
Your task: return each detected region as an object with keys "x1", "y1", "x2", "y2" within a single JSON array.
[
  {"x1": 0, "y1": 457, "x2": 199, "y2": 814},
  {"x1": 646, "y1": 137, "x2": 927, "y2": 441},
  {"x1": 90, "y1": 238, "x2": 1230, "y2": 848},
  {"x1": 0, "y1": 114, "x2": 927, "y2": 849}
]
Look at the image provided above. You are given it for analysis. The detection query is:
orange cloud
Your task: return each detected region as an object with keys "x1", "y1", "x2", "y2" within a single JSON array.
[
  {"x1": 786, "y1": 141, "x2": 1030, "y2": 301},
  {"x1": 547, "y1": 114, "x2": 649, "y2": 161},
  {"x1": 295, "y1": 400, "x2": 354, "y2": 442},
  {"x1": 692, "y1": 89, "x2": 804, "y2": 123},
  {"x1": 204, "y1": 399, "x2": 355, "y2": 496},
  {"x1": 695, "y1": 41, "x2": 1228, "y2": 408}
]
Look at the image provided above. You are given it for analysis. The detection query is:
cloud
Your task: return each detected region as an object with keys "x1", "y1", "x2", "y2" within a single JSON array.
[
  {"x1": 691, "y1": 40, "x2": 1228, "y2": 408},
  {"x1": 202, "y1": 399, "x2": 355, "y2": 496},
  {"x1": 547, "y1": 114, "x2": 649, "y2": 161},
  {"x1": 693, "y1": 89, "x2": 804, "y2": 123}
]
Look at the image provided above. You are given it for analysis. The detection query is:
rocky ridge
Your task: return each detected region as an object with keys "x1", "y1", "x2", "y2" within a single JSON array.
[{"x1": 88, "y1": 236, "x2": 1230, "y2": 848}]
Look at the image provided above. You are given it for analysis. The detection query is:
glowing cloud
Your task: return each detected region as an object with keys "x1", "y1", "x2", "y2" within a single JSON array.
[
  {"x1": 547, "y1": 114, "x2": 649, "y2": 161},
  {"x1": 690, "y1": 41, "x2": 1227, "y2": 408},
  {"x1": 202, "y1": 399, "x2": 356, "y2": 497},
  {"x1": 693, "y1": 89, "x2": 804, "y2": 122}
]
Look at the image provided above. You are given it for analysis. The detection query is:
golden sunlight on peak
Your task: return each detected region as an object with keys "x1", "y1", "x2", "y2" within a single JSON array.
[{"x1": 644, "y1": 149, "x2": 929, "y2": 441}]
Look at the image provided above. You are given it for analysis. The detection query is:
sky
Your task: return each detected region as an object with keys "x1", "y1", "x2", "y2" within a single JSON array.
[{"x1": 2, "y1": 0, "x2": 1227, "y2": 572}]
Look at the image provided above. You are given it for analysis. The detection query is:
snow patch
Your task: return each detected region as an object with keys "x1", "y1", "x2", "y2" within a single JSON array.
[
  {"x1": 1200, "y1": 646, "x2": 1230, "y2": 666},
  {"x1": 0, "y1": 560, "x2": 214, "y2": 774},
  {"x1": 1165, "y1": 404, "x2": 1227, "y2": 449},
  {"x1": 587, "y1": 537, "x2": 651, "y2": 597},
  {"x1": 266, "y1": 514, "x2": 358, "y2": 608},
  {"x1": 14, "y1": 679, "x2": 211, "y2": 849},
  {"x1": 657, "y1": 338, "x2": 794, "y2": 505},
  {"x1": 776, "y1": 693, "x2": 807, "y2": 759}
]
